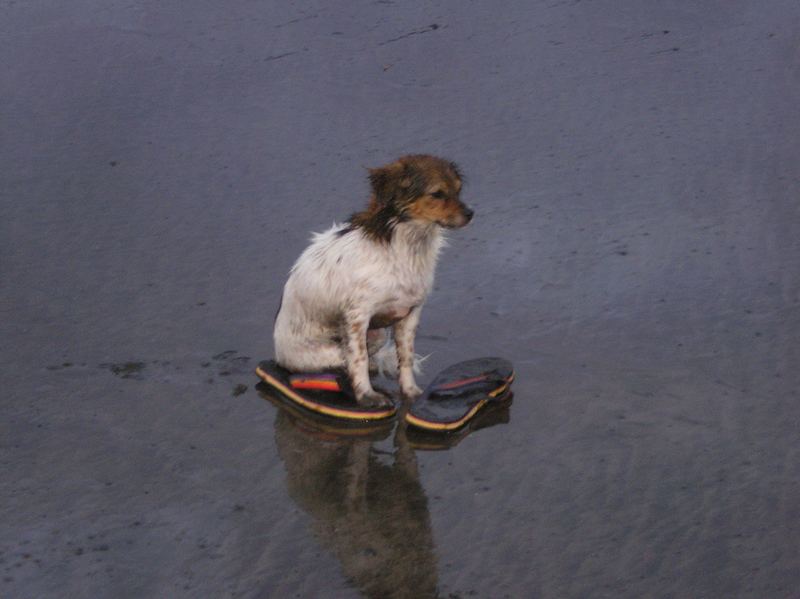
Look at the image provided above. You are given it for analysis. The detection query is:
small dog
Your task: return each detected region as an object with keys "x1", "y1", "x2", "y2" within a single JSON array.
[{"x1": 273, "y1": 154, "x2": 473, "y2": 407}]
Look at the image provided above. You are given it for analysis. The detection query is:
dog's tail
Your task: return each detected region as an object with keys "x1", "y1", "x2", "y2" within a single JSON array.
[{"x1": 370, "y1": 339, "x2": 426, "y2": 378}]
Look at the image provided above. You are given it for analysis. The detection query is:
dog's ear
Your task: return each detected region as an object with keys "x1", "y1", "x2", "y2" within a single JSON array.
[
  {"x1": 369, "y1": 161, "x2": 425, "y2": 205},
  {"x1": 449, "y1": 161, "x2": 464, "y2": 182},
  {"x1": 368, "y1": 166, "x2": 395, "y2": 206}
]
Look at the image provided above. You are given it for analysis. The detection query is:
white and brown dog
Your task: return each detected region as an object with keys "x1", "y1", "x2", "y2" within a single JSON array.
[{"x1": 273, "y1": 154, "x2": 473, "y2": 407}]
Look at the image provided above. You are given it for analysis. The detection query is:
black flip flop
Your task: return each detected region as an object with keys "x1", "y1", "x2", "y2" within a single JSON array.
[
  {"x1": 405, "y1": 358, "x2": 514, "y2": 432},
  {"x1": 255, "y1": 360, "x2": 397, "y2": 422}
]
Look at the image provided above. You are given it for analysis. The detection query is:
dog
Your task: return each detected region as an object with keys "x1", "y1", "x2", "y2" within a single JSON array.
[{"x1": 273, "y1": 154, "x2": 473, "y2": 407}]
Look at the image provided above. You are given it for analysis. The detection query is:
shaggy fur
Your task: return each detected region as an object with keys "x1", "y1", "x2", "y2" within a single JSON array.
[{"x1": 273, "y1": 155, "x2": 473, "y2": 407}]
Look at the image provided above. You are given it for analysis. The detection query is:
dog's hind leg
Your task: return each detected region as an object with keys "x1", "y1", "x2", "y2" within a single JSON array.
[
  {"x1": 367, "y1": 328, "x2": 391, "y2": 374},
  {"x1": 367, "y1": 328, "x2": 388, "y2": 354},
  {"x1": 274, "y1": 338, "x2": 345, "y2": 373},
  {"x1": 368, "y1": 329, "x2": 426, "y2": 379}
]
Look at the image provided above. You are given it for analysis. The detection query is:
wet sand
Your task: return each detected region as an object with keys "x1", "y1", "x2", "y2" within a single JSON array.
[{"x1": 2, "y1": 1, "x2": 799, "y2": 597}]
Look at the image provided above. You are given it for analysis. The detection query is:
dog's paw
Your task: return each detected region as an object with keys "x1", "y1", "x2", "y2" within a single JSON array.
[
  {"x1": 400, "y1": 383, "x2": 423, "y2": 399},
  {"x1": 357, "y1": 389, "x2": 394, "y2": 409}
]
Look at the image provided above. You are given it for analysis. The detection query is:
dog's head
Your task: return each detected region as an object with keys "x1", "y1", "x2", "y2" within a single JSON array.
[{"x1": 368, "y1": 155, "x2": 473, "y2": 229}]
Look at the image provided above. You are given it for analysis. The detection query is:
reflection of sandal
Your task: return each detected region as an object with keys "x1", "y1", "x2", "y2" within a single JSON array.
[
  {"x1": 255, "y1": 360, "x2": 397, "y2": 421},
  {"x1": 407, "y1": 398, "x2": 512, "y2": 450},
  {"x1": 405, "y1": 358, "x2": 514, "y2": 432},
  {"x1": 256, "y1": 381, "x2": 394, "y2": 439}
]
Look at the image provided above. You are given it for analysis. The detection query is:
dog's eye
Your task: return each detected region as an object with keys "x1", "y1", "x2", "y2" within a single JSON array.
[{"x1": 431, "y1": 190, "x2": 446, "y2": 199}]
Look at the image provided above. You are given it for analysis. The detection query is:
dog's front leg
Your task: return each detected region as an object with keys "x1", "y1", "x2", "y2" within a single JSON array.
[
  {"x1": 344, "y1": 313, "x2": 391, "y2": 407},
  {"x1": 394, "y1": 306, "x2": 423, "y2": 398}
]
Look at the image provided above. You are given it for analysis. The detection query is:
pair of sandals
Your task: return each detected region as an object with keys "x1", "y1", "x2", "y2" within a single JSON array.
[{"x1": 255, "y1": 357, "x2": 514, "y2": 432}]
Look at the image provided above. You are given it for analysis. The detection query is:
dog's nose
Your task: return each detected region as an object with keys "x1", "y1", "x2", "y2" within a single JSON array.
[{"x1": 463, "y1": 207, "x2": 474, "y2": 222}]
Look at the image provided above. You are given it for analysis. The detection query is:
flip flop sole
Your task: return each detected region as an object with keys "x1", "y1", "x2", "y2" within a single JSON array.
[
  {"x1": 405, "y1": 358, "x2": 514, "y2": 432},
  {"x1": 255, "y1": 360, "x2": 397, "y2": 421}
]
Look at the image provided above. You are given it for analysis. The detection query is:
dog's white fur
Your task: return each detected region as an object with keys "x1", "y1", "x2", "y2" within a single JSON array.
[{"x1": 274, "y1": 220, "x2": 445, "y2": 405}]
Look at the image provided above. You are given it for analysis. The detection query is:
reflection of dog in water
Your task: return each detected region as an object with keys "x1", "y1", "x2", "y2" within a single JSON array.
[
  {"x1": 273, "y1": 155, "x2": 473, "y2": 408},
  {"x1": 273, "y1": 409, "x2": 438, "y2": 599}
]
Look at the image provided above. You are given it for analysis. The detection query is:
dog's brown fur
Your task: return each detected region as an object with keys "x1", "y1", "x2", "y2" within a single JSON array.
[{"x1": 349, "y1": 155, "x2": 471, "y2": 243}]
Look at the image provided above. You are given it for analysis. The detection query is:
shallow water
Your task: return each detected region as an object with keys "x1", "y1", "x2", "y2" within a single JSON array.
[{"x1": 2, "y1": 1, "x2": 799, "y2": 597}]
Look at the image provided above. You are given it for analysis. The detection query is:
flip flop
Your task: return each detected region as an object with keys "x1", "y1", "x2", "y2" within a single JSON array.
[
  {"x1": 405, "y1": 357, "x2": 514, "y2": 432},
  {"x1": 255, "y1": 360, "x2": 397, "y2": 421}
]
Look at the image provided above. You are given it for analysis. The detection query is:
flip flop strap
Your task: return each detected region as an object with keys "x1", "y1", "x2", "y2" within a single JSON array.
[
  {"x1": 289, "y1": 373, "x2": 342, "y2": 392},
  {"x1": 430, "y1": 372, "x2": 507, "y2": 398},
  {"x1": 434, "y1": 374, "x2": 490, "y2": 390}
]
